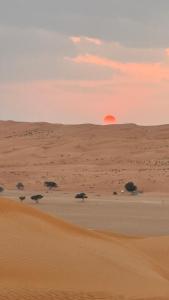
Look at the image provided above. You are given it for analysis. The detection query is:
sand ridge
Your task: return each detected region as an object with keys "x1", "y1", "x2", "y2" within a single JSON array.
[{"x1": 1, "y1": 197, "x2": 169, "y2": 299}]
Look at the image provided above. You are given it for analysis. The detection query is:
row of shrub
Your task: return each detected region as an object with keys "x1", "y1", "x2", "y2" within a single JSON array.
[
  {"x1": 0, "y1": 181, "x2": 139, "y2": 205},
  {"x1": 0, "y1": 181, "x2": 58, "y2": 193},
  {"x1": 0, "y1": 181, "x2": 138, "y2": 194},
  {"x1": 20, "y1": 192, "x2": 88, "y2": 204}
]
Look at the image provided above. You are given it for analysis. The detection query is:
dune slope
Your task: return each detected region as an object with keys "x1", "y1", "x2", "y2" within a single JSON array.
[
  {"x1": 0, "y1": 121, "x2": 169, "y2": 192},
  {"x1": 1, "y1": 198, "x2": 169, "y2": 299}
]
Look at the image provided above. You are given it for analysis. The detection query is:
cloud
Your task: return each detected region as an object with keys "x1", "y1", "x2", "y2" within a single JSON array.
[
  {"x1": 69, "y1": 35, "x2": 165, "y2": 64},
  {"x1": 66, "y1": 54, "x2": 124, "y2": 73},
  {"x1": 70, "y1": 36, "x2": 103, "y2": 46},
  {"x1": 66, "y1": 54, "x2": 169, "y2": 82},
  {"x1": 84, "y1": 37, "x2": 102, "y2": 46},
  {"x1": 0, "y1": 26, "x2": 119, "y2": 82},
  {"x1": 70, "y1": 36, "x2": 81, "y2": 44},
  {"x1": 1, "y1": 24, "x2": 169, "y2": 85}
]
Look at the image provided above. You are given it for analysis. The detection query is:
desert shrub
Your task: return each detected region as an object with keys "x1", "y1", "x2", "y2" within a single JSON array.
[
  {"x1": 0, "y1": 186, "x2": 4, "y2": 193},
  {"x1": 44, "y1": 181, "x2": 58, "y2": 190},
  {"x1": 75, "y1": 192, "x2": 88, "y2": 201},
  {"x1": 16, "y1": 182, "x2": 24, "y2": 190},
  {"x1": 125, "y1": 182, "x2": 137, "y2": 192},
  {"x1": 19, "y1": 196, "x2": 26, "y2": 202},
  {"x1": 113, "y1": 192, "x2": 118, "y2": 195},
  {"x1": 31, "y1": 194, "x2": 44, "y2": 203}
]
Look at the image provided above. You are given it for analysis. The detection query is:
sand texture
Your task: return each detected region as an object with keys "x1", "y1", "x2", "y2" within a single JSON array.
[
  {"x1": 1, "y1": 197, "x2": 169, "y2": 299},
  {"x1": 0, "y1": 121, "x2": 169, "y2": 193}
]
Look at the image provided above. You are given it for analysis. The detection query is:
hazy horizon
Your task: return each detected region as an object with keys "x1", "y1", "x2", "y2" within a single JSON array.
[
  {"x1": 1, "y1": 119, "x2": 169, "y2": 128},
  {"x1": 1, "y1": 1, "x2": 169, "y2": 125}
]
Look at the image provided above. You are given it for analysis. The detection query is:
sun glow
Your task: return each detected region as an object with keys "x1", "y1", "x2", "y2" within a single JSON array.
[{"x1": 104, "y1": 115, "x2": 116, "y2": 124}]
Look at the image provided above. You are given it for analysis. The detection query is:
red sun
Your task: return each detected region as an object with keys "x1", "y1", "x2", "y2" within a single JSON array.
[{"x1": 104, "y1": 115, "x2": 116, "y2": 125}]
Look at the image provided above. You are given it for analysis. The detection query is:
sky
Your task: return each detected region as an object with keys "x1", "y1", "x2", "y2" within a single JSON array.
[{"x1": 0, "y1": 0, "x2": 169, "y2": 125}]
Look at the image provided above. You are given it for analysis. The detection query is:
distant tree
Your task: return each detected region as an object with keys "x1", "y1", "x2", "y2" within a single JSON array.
[
  {"x1": 16, "y1": 182, "x2": 24, "y2": 191},
  {"x1": 19, "y1": 196, "x2": 26, "y2": 202},
  {"x1": 125, "y1": 182, "x2": 137, "y2": 193},
  {"x1": 44, "y1": 181, "x2": 58, "y2": 190},
  {"x1": 0, "y1": 186, "x2": 4, "y2": 193},
  {"x1": 75, "y1": 192, "x2": 88, "y2": 202},
  {"x1": 31, "y1": 194, "x2": 44, "y2": 204}
]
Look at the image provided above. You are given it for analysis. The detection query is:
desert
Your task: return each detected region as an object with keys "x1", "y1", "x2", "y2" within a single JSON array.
[
  {"x1": 0, "y1": 121, "x2": 169, "y2": 193},
  {"x1": 1, "y1": 122, "x2": 169, "y2": 299},
  {"x1": 1, "y1": 1, "x2": 169, "y2": 298}
]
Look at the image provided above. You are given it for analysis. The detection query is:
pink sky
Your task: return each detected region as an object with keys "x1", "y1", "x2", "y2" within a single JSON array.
[
  {"x1": 1, "y1": 1, "x2": 169, "y2": 125},
  {"x1": 1, "y1": 28, "x2": 169, "y2": 124}
]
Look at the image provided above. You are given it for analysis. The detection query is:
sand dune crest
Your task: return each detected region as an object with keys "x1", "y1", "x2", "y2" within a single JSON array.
[{"x1": 1, "y1": 197, "x2": 169, "y2": 299}]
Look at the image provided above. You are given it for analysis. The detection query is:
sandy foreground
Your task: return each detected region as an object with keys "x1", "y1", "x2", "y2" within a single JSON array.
[{"x1": 1, "y1": 197, "x2": 169, "y2": 299}]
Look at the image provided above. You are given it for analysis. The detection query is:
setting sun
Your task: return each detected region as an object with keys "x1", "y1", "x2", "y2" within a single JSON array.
[{"x1": 104, "y1": 115, "x2": 116, "y2": 124}]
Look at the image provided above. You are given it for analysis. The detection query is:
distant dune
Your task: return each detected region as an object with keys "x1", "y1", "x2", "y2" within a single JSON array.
[
  {"x1": 1, "y1": 197, "x2": 169, "y2": 299},
  {"x1": 0, "y1": 121, "x2": 169, "y2": 193}
]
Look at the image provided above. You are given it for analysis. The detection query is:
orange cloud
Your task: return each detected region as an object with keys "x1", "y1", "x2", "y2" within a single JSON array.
[
  {"x1": 70, "y1": 36, "x2": 81, "y2": 44},
  {"x1": 70, "y1": 36, "x2": 102, "y2": 46},
  {"x1": 84, "y1": 37, "x2": 102, "y2": 46},
  {"x1": 66, "y1": 54, "x2": 169, "y2": 82},
  {"x1": 67, "y1": 54, "x2": 125, "y2": 71}
]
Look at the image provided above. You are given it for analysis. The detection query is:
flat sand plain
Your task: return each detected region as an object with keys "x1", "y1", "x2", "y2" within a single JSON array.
[{"x1": 6, "y1": 190, "x2": 169, "y2": 236}]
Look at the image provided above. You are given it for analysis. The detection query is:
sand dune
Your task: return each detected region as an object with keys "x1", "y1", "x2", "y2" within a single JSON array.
[
  {"x1": 0, "y1": 121, "x2": 169, "y2": 193},
  {"x1": 1, "y1": 197, "x2": 169, "y2": 299}
]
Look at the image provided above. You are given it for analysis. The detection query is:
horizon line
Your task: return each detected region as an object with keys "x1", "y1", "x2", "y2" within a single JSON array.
[{"x1": 0, "y1": 119, "x2": 169, "y2": 127}]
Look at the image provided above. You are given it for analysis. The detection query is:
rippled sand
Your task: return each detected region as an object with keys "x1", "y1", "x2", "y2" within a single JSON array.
[{"x1": 1, "y1": 197, "x2": 169, "y2": 299}]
